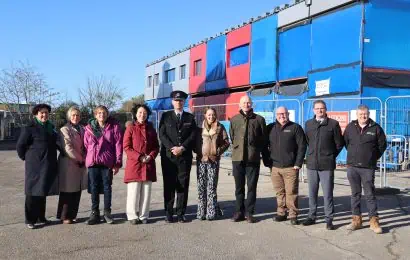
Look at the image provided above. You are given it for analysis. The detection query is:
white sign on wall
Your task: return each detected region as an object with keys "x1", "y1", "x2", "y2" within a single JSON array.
[
  {"x1": 350, "y1": 110, "x2": 377, "y2": 122},
  {"x1": 315, "y1": 78, "x2": 330, "y2": 96}
]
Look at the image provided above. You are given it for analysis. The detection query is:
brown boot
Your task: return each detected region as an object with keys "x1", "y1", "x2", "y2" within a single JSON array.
[
  {"x1": 369, "y1": 216, "x2": 382, "y2": 234},
  {"x1": 346, "y1": 215, "x2": 362, "y2": 231}
]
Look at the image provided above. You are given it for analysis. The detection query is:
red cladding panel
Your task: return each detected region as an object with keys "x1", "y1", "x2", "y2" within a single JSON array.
[
  {"x1": 225, "y1": 92, "x2": 247, "y2": 120},
  {"x1": 226, "y1": 25, "x2": 251, "y2": 88},
  {"x1": 189, "y1": 44, "x2": 207, "y2": 94},
  {"x1": 205, "y1": 94, "x2": 227, "y2": 121}
]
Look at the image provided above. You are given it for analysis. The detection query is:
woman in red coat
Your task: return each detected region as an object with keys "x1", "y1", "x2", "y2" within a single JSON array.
[{"x1": 123, "y1": 104, "x2": 159, "y2": 224}]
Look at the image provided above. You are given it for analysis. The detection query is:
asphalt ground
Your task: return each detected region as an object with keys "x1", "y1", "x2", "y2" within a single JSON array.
[{"x1": 1, "y1": 150, "x2": 410, "y2": 260}]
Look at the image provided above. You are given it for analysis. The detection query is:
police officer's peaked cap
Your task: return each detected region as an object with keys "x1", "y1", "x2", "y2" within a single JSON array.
[{"x1": 170, "y1": 90, "x2": 188, "y2": 101}]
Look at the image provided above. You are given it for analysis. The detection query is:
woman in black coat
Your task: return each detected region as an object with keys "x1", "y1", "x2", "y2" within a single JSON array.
[{"x1": 16, "y1": 104, "x2": 60, "y2": 229}]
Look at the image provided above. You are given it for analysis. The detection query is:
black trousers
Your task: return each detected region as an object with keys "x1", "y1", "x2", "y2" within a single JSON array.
[
  {"x1": 25, "y1": 195, "x2": 46, "y2": 224},
  {"x1": 347, "y1": 167, "x2": 378, "y2": 217},
  {"x1": 57, "y1": 191, "x2": 82, "y2": 220},
  {"x1": 232, "y1": 161, "x2": 260, "y2": 215},
  {"x1": 161, "y1": 155, "x2": 192, "y2": 216}
]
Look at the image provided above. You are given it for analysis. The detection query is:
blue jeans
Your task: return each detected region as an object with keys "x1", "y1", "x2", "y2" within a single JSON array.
[{"x1": 88, "y1": 166, "x2": 113, "y2": 212}]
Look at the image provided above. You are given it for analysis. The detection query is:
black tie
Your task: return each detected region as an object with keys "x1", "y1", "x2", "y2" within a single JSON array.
[{"x1": 177, "y1": 113, "x2": 181, "y2": 123}]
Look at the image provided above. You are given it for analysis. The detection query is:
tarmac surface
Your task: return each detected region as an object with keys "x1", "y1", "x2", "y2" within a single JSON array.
[{"x1": 1, "y1": 149, "x2": 410, "y2": 260}]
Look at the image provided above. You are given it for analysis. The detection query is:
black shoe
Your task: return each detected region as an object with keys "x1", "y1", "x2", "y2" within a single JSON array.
[
  {"x1": 302, "y1": 218, "x2": 316, "y2": 226},
  {"x1": 198, "y1": 216, "x2": 206, "y2": 221},
  {"x1": 165, "y1": 215, "x2": 174, "y2": 223},
  {"x1": 129, "y1": 219, "x2": 139, "y2": 225},
  {"x1": 326, "y1": 221, "x2": 335, "y2": 230},
  {"x1": 274, "y1": 215, "x2": 287, "y2": 222},
  {"x1": 246, "y1": 214, "x2": 256, "y2": 223},
  {"x1": 177, "y1": 215, "x2": 186, "y2": 223},
  {"x1": 290, "y1": 218, "x2": 299, "y2": 225},
  {"x1": 37, "y1": 218, "x2": 51, "y2": 225},
  {"x1": 231, "y1": 212, "x2": 245, "y2": 222},
  {"x1": 26, "y1": 223, "x2": 36, "y2": 229},
  {"x1": 86, "y1": 210, "x2": 100, "y2": 225},
  {"x1": 104, "y1": 210, "x2": 114, "y2": 224}
]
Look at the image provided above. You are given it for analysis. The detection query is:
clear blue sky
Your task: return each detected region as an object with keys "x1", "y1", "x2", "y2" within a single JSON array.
[{"x1": 0, "y1": 0, "x2": 289, "y2": 103}]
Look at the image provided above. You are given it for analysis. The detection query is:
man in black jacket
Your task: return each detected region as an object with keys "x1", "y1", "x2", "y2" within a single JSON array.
[
  {"x1": 344, "y1": 104, "x2": 386, "y2": 234},
  {"x1": 302, "y1": 100, "x2": 344, "y2": 230},
  {"x1": 263, "y1": 106, "x2": 307, "y2": 225},
  {"x1": 159, "y1": 91, "x2": 196, "y2": 223}
]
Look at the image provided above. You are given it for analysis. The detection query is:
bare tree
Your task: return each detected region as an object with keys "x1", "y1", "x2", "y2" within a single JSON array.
[
  {"x1": 0, "y1": 61, "x2": 59, "y2": 124},
  {"x1": 118, "y1": 94, "x2": 145, "y2": 112},
  {"x1": 79, "y1": 75, "x2": 124, "y2": 113}
]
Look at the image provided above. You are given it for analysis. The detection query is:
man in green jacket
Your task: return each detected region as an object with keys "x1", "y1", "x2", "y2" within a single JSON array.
[{"x1": 229, "y1": 96, "x2": 267, "y2": 223}]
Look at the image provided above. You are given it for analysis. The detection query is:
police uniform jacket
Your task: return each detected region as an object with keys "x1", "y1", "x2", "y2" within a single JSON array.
[{"x1": 159, "y1": 111, "x2": 196, "y2": 160}]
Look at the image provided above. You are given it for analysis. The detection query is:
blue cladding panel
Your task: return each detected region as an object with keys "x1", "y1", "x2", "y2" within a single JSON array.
[
  {"x1": 311, "y1": 4, "x2": 362, "y2": 70},
  {"x1": 206, "y1": 35, "x2": 227, "y2": 91},
  {"x1": 362, "y1": 86, "x2": 410, "y2": 102},
  {"x1": 364, "y1": 2, "x2": 410, "y2": 70},
  {"x1": 250, "y1": 15, "x2": 278, "y2": 84},
  {"x1": 230, "y1": 45, "x2": 249, "y2": 67},
  {"x1": 308, "y1": 64, "x2": 361, "y2": 97},
  {"x1": 279, "y1": 24, "x2": 311, "y2": 80}
]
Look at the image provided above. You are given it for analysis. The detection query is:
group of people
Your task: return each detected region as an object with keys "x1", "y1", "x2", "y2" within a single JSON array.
[{"x1": 16, "y1": 90, "x2": 387, "y2": 234}]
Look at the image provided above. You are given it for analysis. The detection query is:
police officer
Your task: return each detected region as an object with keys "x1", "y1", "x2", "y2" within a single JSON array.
[
  {"x1": 344, "y1": 104, "x2": 386, "y2": 234},
  {"x1": 159, "y1": 90, "x2": 196, "y2": 223}
]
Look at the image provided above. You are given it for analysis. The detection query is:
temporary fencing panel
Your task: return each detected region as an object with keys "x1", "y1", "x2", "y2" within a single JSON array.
[
  {"x1": 250, "y1": 15, "x2": 278, "y2": 85},
  {"x1": 278, "y1": 23, "x2": 311, "y2": 81},
  {"x1": 385, "y1": 96, "x2": 410, "y2": 136},
  {"x1": 310, "y1": 4, "x2": 362, "y2": 71},
  {"x1": 364, "y1": 0, "x2": 410, "y2": 70},
  {"x1": 302, "y1": 96, "x2": 383, "y2": 165},
  {"x1": 189, "y1": 43, "x2": 207, "y2": 94},
  {"x1": 381, "y1": 135, "x2": 410, "y2": 190},
  {"x1": 205, "y1": 35, "x2": 228, "y2": 91},
  {"x1": 307, "y1": 63, "x2": 361, "y2": 97}
]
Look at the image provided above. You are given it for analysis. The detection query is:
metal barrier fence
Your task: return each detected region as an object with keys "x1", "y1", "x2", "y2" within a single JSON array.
[
  {"x1": 302, "y1": 97, "x2": 383, "y2": 165},
  {"x1": 384, "y1": 96, "x2": 410, "y2": 190},
  {"x1": 147, "y1": 95, "x2": 410, "y2": 190}
]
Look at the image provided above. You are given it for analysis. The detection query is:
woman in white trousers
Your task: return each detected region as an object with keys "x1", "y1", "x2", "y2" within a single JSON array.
[{"x1": 123, "y1": 104, "x2": 159, "y2": 224}]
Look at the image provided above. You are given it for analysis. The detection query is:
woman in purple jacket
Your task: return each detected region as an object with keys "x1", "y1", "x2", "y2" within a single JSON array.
[{"x1": 84, "y1": 105, "x2": 123, "y2": 225}]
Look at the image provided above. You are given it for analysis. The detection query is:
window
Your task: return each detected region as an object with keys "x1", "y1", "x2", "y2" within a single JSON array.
[
  {"x1": 147, "y1": 76, "x2": 152, "y2": 87},
  {"x1": 154, "y1": 73, "x2": 159, "y2": 86},
  {"x1": 165, "y1": 68, "x2": 175, "y2": 83},
  {"x1": 194, "y1": 59, "x2": 202, "y2": 76},
  {"x1": 229, "y1": 44, "x2": 249, "y2": 67},
  {"x1": 180, "y1": 64, "x2": 186, "y2": 79}
]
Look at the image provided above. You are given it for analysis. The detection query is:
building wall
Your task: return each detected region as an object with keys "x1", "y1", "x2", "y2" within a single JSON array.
[
  {"x1": 145, "y1": 50, "x2": 190, "y2": 100},
  {"x1": 278, "y1": 1, "x2": 309, "y2": 27},
  {"x1": 309, "y1": 0, "x2": 356, "y2": 16},
  {"x1": 364, "y1": 0, "x2": 410, "y2": 70},
  {"x1": 250, "y1": 15, "x2": 278, "y2": 85},
  {"x1": 205, "y1": 35, "x2": 227, "y2": 92},
  {"x1": 189, "y1": 43, "x2": 207, "y2": 94},
  {"x1": 226, "y1": 25, "x2": 251, "y2": 88}
]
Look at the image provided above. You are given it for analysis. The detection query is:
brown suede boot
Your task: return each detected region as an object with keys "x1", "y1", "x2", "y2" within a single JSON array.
[
  {"x1": 346, "y1": 215, "x2": 362, "y2": 231},
  {"x1": 369, "y1": 216, "x2": 382, "y2": 234}
]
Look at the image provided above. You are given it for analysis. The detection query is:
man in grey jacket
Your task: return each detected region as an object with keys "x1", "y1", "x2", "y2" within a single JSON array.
[{"x1": 302, "y1": 100, "x2": 344, "y2": 230}]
